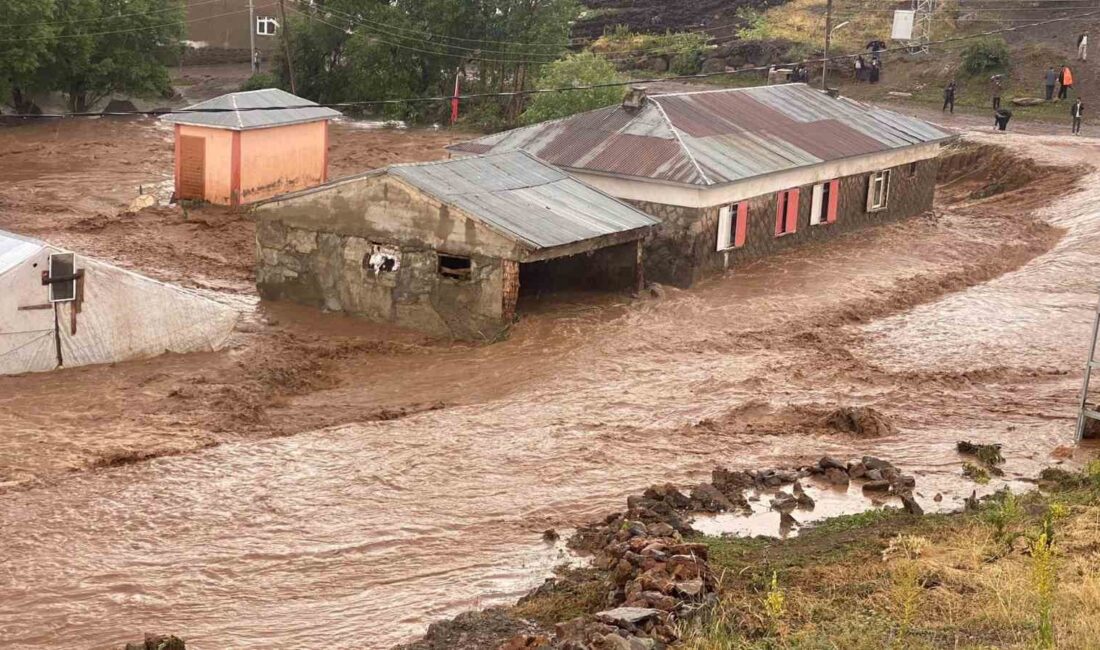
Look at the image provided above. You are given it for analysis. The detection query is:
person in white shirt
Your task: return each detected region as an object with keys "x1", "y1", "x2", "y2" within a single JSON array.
[{"x1": 1078, "y1": 34, "x2": 1088, "y2": 61}]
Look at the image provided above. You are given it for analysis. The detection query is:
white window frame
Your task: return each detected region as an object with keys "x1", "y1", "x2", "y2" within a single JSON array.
[
  {"x1": 256, "y1": 16, "x2": 279, "y2": 36},
  {"x1": 810, "y1": 183, "x2": 827, "y2": 225},
  {"x1": 48, "y1": 252, "x2": 77, "y2": 303},
  {"x1": 716, "y1": 203, "x2": 740, "y2": 251},
  {"x1": 867, "y1": 170, "x2": 891, "y2": 212}
]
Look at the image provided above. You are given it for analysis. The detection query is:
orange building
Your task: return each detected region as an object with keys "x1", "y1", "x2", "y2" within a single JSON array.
[{"x1": 163, "y1": 88, "x2": 341, "y2": 206}]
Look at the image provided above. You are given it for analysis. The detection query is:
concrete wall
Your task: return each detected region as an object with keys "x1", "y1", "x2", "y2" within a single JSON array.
[
  {"x1": 255, "y1": 173, "x2": 526, "y2": 339},
  {"x1": 632, "y1": 157, "x2": 940, "y2": 287},
  {"x1": 239, "y1": 121, "x2": 328, "y2": 205},
  {"x1": 184, "y1": 0, "x2": 278, "y2": 52},
  {"x1": 177, "y1": 124, "x2": 235, "y2": 205}
]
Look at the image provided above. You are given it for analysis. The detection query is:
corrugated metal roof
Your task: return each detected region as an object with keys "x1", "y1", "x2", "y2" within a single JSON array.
[
  {"x1": 160, "y1": 88, "x2": 341, "y2": 131},
  {"x1": 389, "y1": 151, "x2": 658, "y2": 251},
  {"x1": 450, "y1": 83, "x2": 953, "y2": 187},
  {"x1": 0, "y1": 229, "x2": 46, "y2": 277}
]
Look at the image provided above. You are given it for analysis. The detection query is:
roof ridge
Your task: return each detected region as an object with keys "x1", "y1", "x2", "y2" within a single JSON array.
[
  {"x1": 649, "y1": 96, "x2": 712, "y2": 186},
  {"x1": 230, "y1": 93, "x2": 241, "y2": 128}
]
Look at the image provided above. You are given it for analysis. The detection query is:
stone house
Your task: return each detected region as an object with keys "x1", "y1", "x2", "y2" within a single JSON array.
[
  {"x1": 253, "y1": 151, "x2": 658, "y2": 339},
  {"x1": 450, "y1": 84, "x2": 954, "y2": 287}
]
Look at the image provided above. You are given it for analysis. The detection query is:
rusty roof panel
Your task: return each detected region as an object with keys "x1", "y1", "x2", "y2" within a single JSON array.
[{"x1": 448, "y1": 84, "x2": 953, "y2": 187}]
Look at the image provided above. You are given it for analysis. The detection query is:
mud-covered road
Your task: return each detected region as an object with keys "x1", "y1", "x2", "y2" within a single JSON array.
[{"x1": 1, "y1": 119, "x2": 1099, "y2": 649}]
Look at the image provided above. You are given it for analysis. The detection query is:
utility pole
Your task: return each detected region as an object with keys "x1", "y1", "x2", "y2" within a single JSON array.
[
  {"x1": 821, "y1": 0, "x2": 833, "y2": 89},
  {"x1": 248, "y1": 0, "x2": 256, "y2": 74},
  {"x1": 278, "y1": 0, "x2": 297, "y2": 94}
]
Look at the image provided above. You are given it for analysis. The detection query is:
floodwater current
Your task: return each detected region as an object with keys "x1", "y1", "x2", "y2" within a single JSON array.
[{"x1": 2, "y1": 132, "x2": 1100, "y2": 649}]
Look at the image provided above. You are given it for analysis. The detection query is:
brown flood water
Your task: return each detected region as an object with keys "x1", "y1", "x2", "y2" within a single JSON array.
[{"x1": 2, "y1": 129, "x2": 1100, "y2": 649}]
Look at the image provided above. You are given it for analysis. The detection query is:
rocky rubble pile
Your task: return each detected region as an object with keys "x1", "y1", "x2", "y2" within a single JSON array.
[{"x1": 122, "y1": 634, "x2": 185, "y2": 650}]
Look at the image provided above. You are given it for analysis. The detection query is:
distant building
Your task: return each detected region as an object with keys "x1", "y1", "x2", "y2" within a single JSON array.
[
  {"x1": 253, "y1": 151, "x2": 658, "y2": 339},
  {"x1": 183, "y1": 0, "x2": 279, "y2": 64},
  {"x1": 162, "y1": 89, "x2": 341, "y2": 206},
  {"x1": 450, "y1": 84, "x2": 954, "y2": 287},
  {"x1": 0, "y1": 230, "x2": 238, "y2": 375}
]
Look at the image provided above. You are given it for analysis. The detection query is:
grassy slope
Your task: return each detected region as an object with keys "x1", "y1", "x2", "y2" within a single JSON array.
[
  {"x1": 676, "y1": 466, "x2": 1100, "y2": 649},
  {"x1": 727, "y1": 0, "x2": 1093, "y2": 125}
]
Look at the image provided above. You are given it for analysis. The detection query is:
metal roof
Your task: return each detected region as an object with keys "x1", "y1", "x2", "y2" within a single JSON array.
[
  {"x1": 0, "y1": 229, "x2": 46, "y2": 277},
  {"x1": 160, "y1": 88, "x2": 341, "y2": 131},
  {"x1": 389, "y1": 151, "x2": 658, "y2": 251},
  {"x1": 450, "y1": 84, "x2": 953, "y2": 187}
]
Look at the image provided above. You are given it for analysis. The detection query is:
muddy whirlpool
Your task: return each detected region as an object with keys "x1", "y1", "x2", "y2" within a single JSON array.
[{"x1": 1, "y1": 130, "x2": 1099, "y2": 649}]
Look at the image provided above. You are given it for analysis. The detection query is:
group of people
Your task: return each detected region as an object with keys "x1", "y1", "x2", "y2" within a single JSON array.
[
  {"x1": 854, "y1": 40, "x2": 887, "y2": 84},
  {"x1": 1044, "y1": 65, "x2": 1075, "y2": 101}
]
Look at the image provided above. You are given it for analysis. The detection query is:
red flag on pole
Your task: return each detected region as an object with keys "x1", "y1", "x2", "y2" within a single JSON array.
[{"x1": 450, "y1": 74, "x2": 461, "y2": 125}]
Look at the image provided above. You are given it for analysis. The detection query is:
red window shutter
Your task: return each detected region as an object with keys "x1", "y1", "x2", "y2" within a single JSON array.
[
  {"x1": 775, "y1": 193, "x2": 785, "y2": 236},
  {"x1": 785, "y1": 189, "x2": 800, "y2": 234},
  {"x1": 734, "y1": 202, "x2": 748, "y2": 247},
  {"x1": 826, "y1": 180, "x2": 839, "y2": 223}
]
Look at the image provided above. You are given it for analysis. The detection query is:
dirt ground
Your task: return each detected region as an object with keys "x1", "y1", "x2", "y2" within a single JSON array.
[{"x1": 2, "y1": 111, "x2": 1100, "y2": 649}]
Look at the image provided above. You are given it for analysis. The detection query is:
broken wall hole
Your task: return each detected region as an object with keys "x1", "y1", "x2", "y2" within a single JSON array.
[
  {"x1": 438, "y1": 253, "x2": 472, "y2": 281},
  {"x1": 364, "y1": 244, "x2": 400, "y2": 274},
  {"x1": 518, "y1": 242, "x2": 638, "y2": 304}
]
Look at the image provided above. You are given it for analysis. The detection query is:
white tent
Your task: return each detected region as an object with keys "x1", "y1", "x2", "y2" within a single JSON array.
[{"x1": 0, "y1": 229, "x2": 239, "y2": 375}]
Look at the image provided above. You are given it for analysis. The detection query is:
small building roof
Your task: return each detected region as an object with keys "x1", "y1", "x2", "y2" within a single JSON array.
[
  {"x1": 388, "y1": 151, "x2": 659, "y2": 251},
  {"x1": 0, "y1": 229, "x2": 46, "y2": 277},
  {"x1": 450, "y1": 84, "x2": 953, "y2": 187},
  {"x1": 161, "y1": 88, "x2": 341, "y2": 131}
]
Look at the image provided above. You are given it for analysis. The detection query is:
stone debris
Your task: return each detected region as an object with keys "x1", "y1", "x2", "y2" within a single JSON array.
[
  {"x1": 824, "y1": 406, "x2": 898, "y2": 437},
  {"x1": 122, "y1": 634, "x2": 185, "y2": 650}
]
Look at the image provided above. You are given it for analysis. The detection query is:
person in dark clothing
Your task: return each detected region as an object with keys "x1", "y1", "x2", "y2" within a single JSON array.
[
  {"x1": 855, "y1": 55, "x2": 866, "y2": 82},
  {"x1": 994, "y1": 108, "x2": 1012, "y2": 131},
  {"x1": 1072, "y1": 98, "x2": 1084, "y2": 135},
  {"x1": 1045, "y1": 67, "x2": 1058, "y2": 101},
  {"x1": 990, "y1": 74, "x2": 1003, "y2": 110},
  {"x1": 943, "y1": 80, "x2": 957, "y2": 113},
  {"x1": 866, "y1": 39, "x2": 886, "y2": 63},
  {"x1": 869, "y1": 60, "x2": 881, "y2": 84}
]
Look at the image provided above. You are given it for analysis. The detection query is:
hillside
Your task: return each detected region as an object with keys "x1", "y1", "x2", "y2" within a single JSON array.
[{"x1": 572, "y1": 0, "x2": 785, "y2": 41}]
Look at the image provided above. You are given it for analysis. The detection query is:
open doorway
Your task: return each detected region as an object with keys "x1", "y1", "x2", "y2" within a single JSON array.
[{"x1": 518, "y1": 241, "x2": 640, "y2": 307}]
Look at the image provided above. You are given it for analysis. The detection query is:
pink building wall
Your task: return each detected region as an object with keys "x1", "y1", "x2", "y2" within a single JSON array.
[
  {"x1": 239, "y1": 121, "x2": 328, "y2": 204},
  {"x1": 176, "y1": 124, "x2": 235, "y2": 205}
]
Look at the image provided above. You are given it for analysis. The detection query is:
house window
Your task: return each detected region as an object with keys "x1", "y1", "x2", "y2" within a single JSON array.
[
  {"x1": 810, "y1": 180, "x2": 840, "y2": 225},
  {"x1": 256, "y1": 17, "x2": 278, "y2": 36},
  {"x1": 774, "y1": 189, "x2": 799, "y2": 236},
  {"x1": 867, "y1": 170, "x2": 891, "y2": 212},
  {"x1": 907, "y1": 162, "x2": 918, "y2": 178},
  {"x1": 48, "y1": 252, "x2": 76, "y2": 303},
  {"x1": 716, "y1": 202, "x2": 748, "y2": 250},
  {"x1": 438, "y1": 253, "x2": 472, "y2": 280}
]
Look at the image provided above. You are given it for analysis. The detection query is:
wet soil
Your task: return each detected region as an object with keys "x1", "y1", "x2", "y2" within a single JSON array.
[{"x1": 1, "y1": 116, "x2": 1100, "y2": 649}]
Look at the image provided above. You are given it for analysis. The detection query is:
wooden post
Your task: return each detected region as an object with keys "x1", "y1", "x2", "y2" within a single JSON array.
[
  {"x1": 635, "y1": 239, "x2": 646, "y2": 294},
  {"x1": 278, "y1": 0, "x2": 297, "y2": 94},
  {"x1": 822, "y1": 0, "x2": 833, "y2": 90}
]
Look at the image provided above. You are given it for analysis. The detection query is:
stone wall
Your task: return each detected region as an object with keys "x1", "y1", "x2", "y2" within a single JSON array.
[
  {"x1": 255, "y1": 174, "x2": 521, "y2": 340},
  {"x1": 630, "y1": 157, "x2": 939, "y2": 287}
]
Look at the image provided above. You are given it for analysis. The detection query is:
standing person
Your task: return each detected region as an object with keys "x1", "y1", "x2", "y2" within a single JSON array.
[
  {"x1": 1059, "y1": 64, "x2": 1074, "y2": 100},
  {"x1": 869, "y1": 60, "x2": 881, "y2": 84},
  {"x1": 994, "y1": 107, "x2": 1012, "y2": 131},
  {"x1": 943, "y1": 80, "x2": 957, "y2": 113},
  {"x1": 1079, "y1": 33, "x2": 1089, "y2": 61},
  {"x1": 855, "y1": 55, "x2": 865, "y2": 82},
  {"x1": 990, "y1": 74, "x2": 1003, "y2": 110},
  {"x1": 1045, "y1": 67, "x2": 1058, "y2": 101},
  {"x1": 1072, "y1": 98, "x2": 1084, "y2": 135}
]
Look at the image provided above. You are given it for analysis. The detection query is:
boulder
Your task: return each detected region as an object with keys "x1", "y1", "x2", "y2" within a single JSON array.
[
  {"x1": 862, "y1": 456, "x2": 894, "y2": 471},
  {"x1": 690, "y1": 483, "x2": 736, "y2": 512},
  {"x1": 862, "y1": 479, "x2": 892, "y2": 492},
  {"x1": 701, "y1": 57, "x2": 727, "y2": 74},
  {"x1": 847, "y1": 462, "x2": 868, "y2": 479},
  {"x1": 824, "y1": 467, "x2": 850, "y2": 486},
  {"x1": 900, "y1": 493, "x2": 924, "y2": 516},
  {"x1": 595, "y1": 607, "x2": 661, "y2": 629},
  {"x1": 818, "y1": 456, "x2": 847, "y2": 471},
  {"x1": 825, "y1": 407, "x2": 897, "y2": 437}
]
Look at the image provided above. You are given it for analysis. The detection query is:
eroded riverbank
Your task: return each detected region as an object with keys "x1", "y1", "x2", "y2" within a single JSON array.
[{"x1": 1, "y1": 124, "x2": 1099, "y2": 648}]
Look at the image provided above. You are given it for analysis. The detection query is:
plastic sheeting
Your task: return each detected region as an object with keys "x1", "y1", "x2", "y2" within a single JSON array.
[{"x1": 0, "y1": 232, "x2": 239, "y2": 376}]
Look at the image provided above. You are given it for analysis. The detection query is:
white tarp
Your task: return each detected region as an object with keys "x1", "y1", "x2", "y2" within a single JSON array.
[
  {"x1": 892, "y1": 10, "x2": 915, "y2": 41},
  {"x1": 0, "y1": 230, "x2": 239, "y2": 376}
]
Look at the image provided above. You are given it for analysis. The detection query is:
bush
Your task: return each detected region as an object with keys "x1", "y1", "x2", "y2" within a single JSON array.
[
  {"x1": 520, "y1": 52, "x2": 624, "y2": 125},
  {"x1": 240, "y1": 73, "x2": 280, "y2": 92},
  {"x1": 961, "y1": 37, "x2": 1011, "y2": 76}
]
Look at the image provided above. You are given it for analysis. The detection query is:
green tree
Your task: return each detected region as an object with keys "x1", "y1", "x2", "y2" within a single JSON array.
[
  {"x1": 0, "y1": 0, "x2": 56, "y2": 113},
  {"x1": 520, "y1": 52, "x2": 622, "y2": 124},
  {"x1": 44, "y1": 0, "x2": 184, "y2": 112}
]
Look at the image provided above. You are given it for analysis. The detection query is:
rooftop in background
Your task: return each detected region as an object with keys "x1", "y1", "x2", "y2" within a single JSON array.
[
  {"x1": 271, "y1": 150, "x2": 659, "y2": 252},
  {"x1": 161, "y1": 88, "x2": 342, "y2": 131},
  {"x1": 450, "y1": 84, "x2": 953, "y2": 188}
]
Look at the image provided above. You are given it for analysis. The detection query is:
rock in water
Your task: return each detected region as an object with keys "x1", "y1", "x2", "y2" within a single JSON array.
[
  {"x1": 900, "y1": 493, "x2": 924, "y2": 516},
  {"x1": 824, "y1": 406, "x2": 897, "y2": 437}
]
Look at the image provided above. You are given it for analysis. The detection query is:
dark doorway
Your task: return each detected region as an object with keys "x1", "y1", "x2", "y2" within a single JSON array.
[{"x1": 518, "y1": 241, "x2": 638, "y2": 304}]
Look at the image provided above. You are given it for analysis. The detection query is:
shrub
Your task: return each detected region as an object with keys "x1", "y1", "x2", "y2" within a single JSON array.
[
  {"x1": 961, "y1": 37, "x2": 1011, "y2": 76},
  {"x1": 240, "y1": 72, "x2": 280, "y2": 92},
  {"x1": 520, "y1": 53, "x2": 624, "y2": 125}
]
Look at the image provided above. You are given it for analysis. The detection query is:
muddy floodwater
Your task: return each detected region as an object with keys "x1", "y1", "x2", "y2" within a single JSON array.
[{"x1": 2, "y1": 123, "x2": 1100, "y2": 649}]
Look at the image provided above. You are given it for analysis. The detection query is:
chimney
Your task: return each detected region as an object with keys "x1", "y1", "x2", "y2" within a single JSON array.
[{"x1": 623, "y1": 85, "x2": 648, "y2": 111}]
